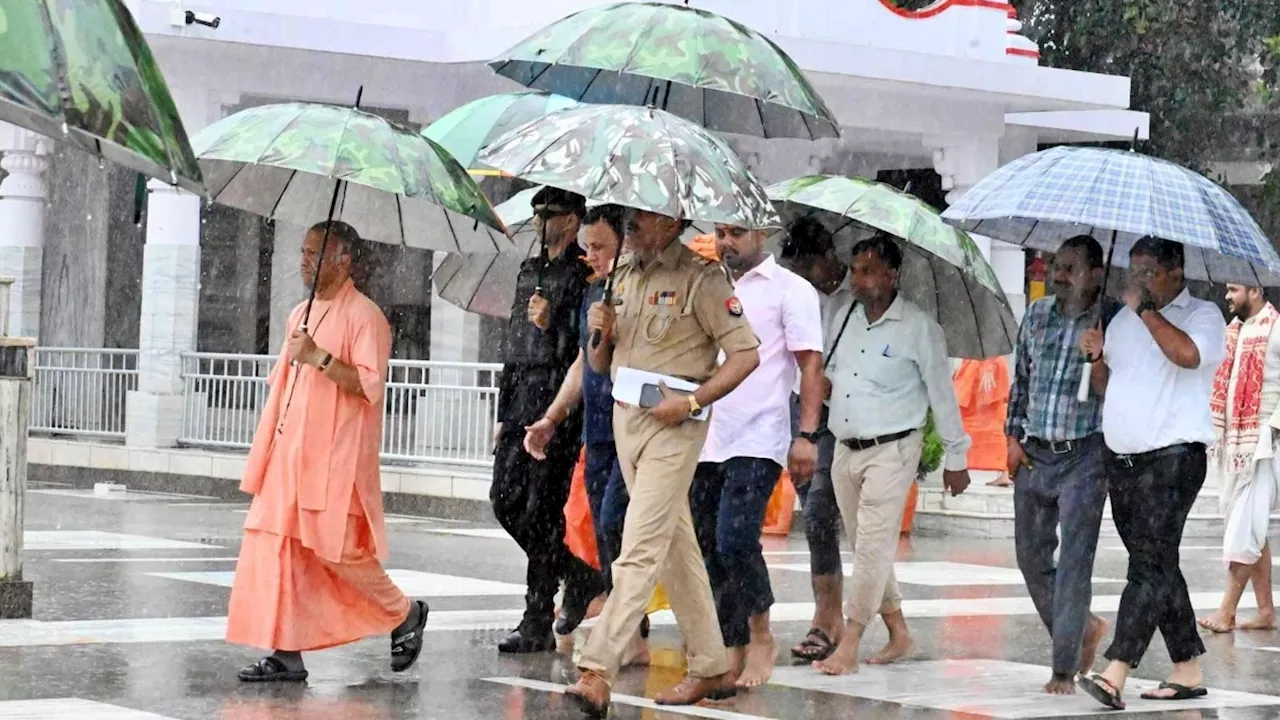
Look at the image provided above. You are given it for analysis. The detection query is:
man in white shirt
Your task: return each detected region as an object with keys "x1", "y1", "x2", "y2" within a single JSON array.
[
  {"x1": 1077, "y1": 237, "x2": 1226, "y2": 709},
  {"x1": 815, "y1": 234, "x2": 972, "y2": 675},
  {"x1": 691, "y1": 223, "x2": 825, "y2": 689},
  {"x1": 779, "y1": 219, "x2": 853, "y2": 663}
]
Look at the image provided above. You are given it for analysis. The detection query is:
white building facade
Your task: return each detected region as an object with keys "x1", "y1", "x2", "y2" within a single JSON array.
[{"x1": 2, "y1": 0, "x2": 1148, "y2": 454}]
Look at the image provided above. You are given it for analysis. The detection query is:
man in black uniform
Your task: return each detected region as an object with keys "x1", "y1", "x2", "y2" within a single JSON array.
[{"x1": 492, "y1": 187, "x2": 603, "y2": 653}]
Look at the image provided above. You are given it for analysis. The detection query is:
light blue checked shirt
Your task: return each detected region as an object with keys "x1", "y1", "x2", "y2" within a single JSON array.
[{"x1": 1006, "y1": 294, "x2": 1122, "y2": 443}]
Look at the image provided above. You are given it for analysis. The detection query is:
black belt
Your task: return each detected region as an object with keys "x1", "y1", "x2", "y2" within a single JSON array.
[
  {"x1": 841, "y1": 429, "x2": 915, "y2": 452},
  {"x1": 1108, "y1": 442, "x2": 1204, "y2": 468},
  {"x1": 1024, "y1": 434, "x2": 1101, "y2": 455}
]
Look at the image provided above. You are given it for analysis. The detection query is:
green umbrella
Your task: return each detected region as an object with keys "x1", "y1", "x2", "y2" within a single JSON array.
[
  {"x1": 0, "y1": 0, "x2": 202, "y2": 192},
  {"x1": 477, "y1": 104, "x2": 779, "y2": 230},
  {"x1": 490, "y1": 2, "x2": 838, "y2": 140},
  {"x1": 768, "y1": 175, "x2": 1017, "y2": 358},
  {"x1": 422, "y1": 91, "x2": 580, "y2": 171},
  {"x1": 192, "y1": 102, "x2": 511, "y2": 254}
]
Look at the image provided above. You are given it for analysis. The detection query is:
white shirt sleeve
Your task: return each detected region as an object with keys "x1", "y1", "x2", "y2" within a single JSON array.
[
  {"x1": 783, "y1": 280, "x2": 824, "y2": 354},
  {"x1": 1187, "y1": 301, "x2": 1227, "y2": 370},
  {"x1": 916, "y1": 315, "x2": 972, "y2": 472}
]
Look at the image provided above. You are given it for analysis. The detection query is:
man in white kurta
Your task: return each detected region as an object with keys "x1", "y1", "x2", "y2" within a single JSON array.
[{"x1": 1199, "y1": 284, "x2": 1280, "y2": 633}]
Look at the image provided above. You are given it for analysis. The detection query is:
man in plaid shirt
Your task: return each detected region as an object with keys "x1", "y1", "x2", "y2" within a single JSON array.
[{"x1": 1006, "y1": 235, "x2": 1120, "y2": 695}]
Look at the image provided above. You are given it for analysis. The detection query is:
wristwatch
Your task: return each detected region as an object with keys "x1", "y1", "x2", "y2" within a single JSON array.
[
  {"x1": 798, "y1": 430, "x2": 825, "y2": 444},
  {"x1": 316, "y1": 351, "x2": 335, "y2": 373},
  {"x1": 1135, "y1": 297, "x2": 1158, "y2": 316},
  {"x1": 687, "y1": 394, "x2": 702, "y2": 416}
]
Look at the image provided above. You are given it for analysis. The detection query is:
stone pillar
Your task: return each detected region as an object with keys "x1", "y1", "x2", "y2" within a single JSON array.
[
  {"x1": 933, "y1": 138, "x2": 1028, "y2": 321},
  {"x1": 125, "y1": 181, "x2": 201, "y2": 448},
  {"x1": 0, "y1": 281, "x2": 34, "y2": 618},
  {"x1": 0, "y1": 125, "x2": 51, "y2": 339}
]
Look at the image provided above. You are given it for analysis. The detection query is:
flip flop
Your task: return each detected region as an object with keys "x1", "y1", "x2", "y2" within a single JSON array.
[
  {"x1": 790, "y1": 628, "x2": 835, "y2": 663},
  {"x1": 1140, "y1": 682, "x2": 1208, "y2": 701},
  {"x1": 1077, "y1": 673, "x2": 1126, "y2": 710},
  {"x1": 238, "y1": 655, "x2": 308, "y2": 683}
]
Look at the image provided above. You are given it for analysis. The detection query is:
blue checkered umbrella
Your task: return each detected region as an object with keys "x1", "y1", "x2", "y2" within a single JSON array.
[{"x1": 941, "y1": 146, "x2": 1280, "y2": 285}]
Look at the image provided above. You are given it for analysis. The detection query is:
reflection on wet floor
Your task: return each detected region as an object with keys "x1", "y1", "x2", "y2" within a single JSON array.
[{"x1": 6, "y1": 490, "x2": 1280, "y2": 719}]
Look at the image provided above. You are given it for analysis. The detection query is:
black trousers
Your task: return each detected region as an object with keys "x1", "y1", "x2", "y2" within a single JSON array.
[
  {"x1": 491, "y1": 426, "x2": 600, "y2": 634},
  {"x1": 1103, "y1": 442, "x2": 1207, "y2": 667}
]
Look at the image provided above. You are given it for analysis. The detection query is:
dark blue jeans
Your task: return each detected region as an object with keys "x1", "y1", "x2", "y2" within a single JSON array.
[
  {"x1": 791, "y1": 395, "x2": 842, "y2": 576},
  {"x1": 1014, "y1": 434, "x2": 1108, "y2": 675},
  {"x1": 584, "y1": 442, "x2": 628, "y2": 591},
  {"x1": 690, "y1": 457, "x2": 782, "y2": 648}
]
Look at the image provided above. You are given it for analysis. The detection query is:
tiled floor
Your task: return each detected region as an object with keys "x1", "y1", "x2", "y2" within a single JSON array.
[{"x1": 6, "y1": 488, "x2": 1280, "y2": 719}]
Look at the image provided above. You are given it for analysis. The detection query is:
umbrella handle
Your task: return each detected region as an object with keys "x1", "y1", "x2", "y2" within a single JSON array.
[
  {"x1": 1076, "y1": 362, "x2": 1092, "y2": 403},
  {"x1": 590, "y1": 241, "x2": 625, "y2": 349}
]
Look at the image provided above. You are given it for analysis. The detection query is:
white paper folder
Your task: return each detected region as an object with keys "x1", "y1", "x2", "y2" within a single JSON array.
[{"x1": 611, "y1": 367, "x2": 710, "y2": 422}]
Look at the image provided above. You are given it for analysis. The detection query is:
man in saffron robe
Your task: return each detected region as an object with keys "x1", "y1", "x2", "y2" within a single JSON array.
[{"x1": 226, "y1": 221, "x2": 428, "y2": 682}]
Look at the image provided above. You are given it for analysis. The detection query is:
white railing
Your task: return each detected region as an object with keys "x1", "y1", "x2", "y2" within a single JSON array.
[
  {"x1": 178, "y1": 352, "x2": 504, "y2": 467},
  {"x1": 30, "y1": 348, "x2": 139, "y2": 439}
]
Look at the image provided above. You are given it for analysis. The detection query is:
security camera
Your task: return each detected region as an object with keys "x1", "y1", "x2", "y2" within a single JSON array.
[{"x1": 184, "y1": 11, "x2": 221, "y2": 28}]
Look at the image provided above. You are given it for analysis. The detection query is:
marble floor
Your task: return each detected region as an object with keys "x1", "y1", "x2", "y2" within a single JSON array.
[{"x1": 5, "y1": 482, "x2": 1280, "y2": 719}]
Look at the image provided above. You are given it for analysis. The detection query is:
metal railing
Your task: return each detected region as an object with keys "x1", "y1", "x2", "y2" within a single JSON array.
[
  {"x1": 177, "y1": 352, "x2": 503, "y2": 466},
  {"x1": 30, "y1": 348, "x2": 139, "y2": 439}
]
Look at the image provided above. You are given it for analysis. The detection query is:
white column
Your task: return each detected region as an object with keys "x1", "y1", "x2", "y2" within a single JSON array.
[
  {"x1": 0, "y1": 331, "x2": 34, "y2": 619},
  {"x1": 125, "y1": 181, "x2": 201, "y2": 448},
  {"x1": 0, "y1": 124, "x2": 51, "y2": 339},
  {"x1": 933, "y1": 138, "x2": 1028, "y2": 321}
]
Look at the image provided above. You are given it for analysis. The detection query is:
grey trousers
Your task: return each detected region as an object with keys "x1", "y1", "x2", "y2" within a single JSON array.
[{"x1": 1013, "y1": 434, "x2": 1108, "y2": 675}]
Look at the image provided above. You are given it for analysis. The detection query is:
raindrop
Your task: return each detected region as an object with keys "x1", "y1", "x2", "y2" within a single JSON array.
[{"x1": 98, "y1": 158, "x2": 104, "y2": 171}]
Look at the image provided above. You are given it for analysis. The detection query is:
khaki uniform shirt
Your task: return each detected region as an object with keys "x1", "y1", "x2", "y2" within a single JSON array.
[{"x1": 610, "y1": 238, "x2": 759, "y2": 383}]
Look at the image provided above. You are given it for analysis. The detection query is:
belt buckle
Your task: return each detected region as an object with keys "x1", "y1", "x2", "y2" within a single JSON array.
[
  {"x1": 1115, "y1": 453, "x2": 1134, "y2": 468},
  {"x1": 1049, "y1": 440, "x2": 1073, "y2": 455}
]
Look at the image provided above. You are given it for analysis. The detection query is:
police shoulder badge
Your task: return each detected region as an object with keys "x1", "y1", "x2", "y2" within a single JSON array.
[{"x1": 726, "y1": 297, "x2": 744, "y2": 317}]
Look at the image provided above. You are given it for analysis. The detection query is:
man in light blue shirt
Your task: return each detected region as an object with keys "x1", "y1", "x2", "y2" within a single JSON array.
[{"x1": 815, "y1": 234, "x2": 971, "y2": 676}]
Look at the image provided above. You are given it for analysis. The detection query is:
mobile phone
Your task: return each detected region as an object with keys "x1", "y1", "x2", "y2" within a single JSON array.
[{"x1": 639, "y1": 383, "x2": 665, "y2": 408}]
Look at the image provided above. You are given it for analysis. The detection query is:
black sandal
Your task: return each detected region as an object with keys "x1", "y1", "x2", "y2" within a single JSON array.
[
  {"x1": 238, "y1": 656, "x2": 308, "y2": 683},
  {"x1": 790, "y1": 628, "x2": 835, "y2": 663},
  {"x1": 1077, "y1": 673, "x2": 1125, "y2": 710},
  {"x1": 391, "y1": 600, "x2": 430, "y2": 672},
  {"x1": 1141, "y1": 682, "x2": 1208, "y2": 701}
]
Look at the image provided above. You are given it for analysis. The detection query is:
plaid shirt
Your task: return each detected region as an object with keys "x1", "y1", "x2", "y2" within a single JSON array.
[{"x1": 1006, "y1": 295, "x2": 1122, "y2": 442}]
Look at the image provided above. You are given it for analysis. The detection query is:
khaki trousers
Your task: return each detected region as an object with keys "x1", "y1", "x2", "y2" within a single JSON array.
[
  {"x1": 831, "y1": 432, "x2": 923, "y2": 626},
  {"x1": 579, "y1": 404, "x2": 729, "y2": 682}
]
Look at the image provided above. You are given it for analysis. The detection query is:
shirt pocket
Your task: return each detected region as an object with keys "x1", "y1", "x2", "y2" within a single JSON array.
[{"x1": 860, "y1": 352, "x2": 918, "y2": 390}]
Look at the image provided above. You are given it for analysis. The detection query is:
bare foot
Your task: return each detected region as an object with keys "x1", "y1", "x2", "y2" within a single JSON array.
[
  {"x1": 621, "y1": 634, "x2": 650, "y2": 667},
  {"x1": 1044, "y1": 672, "x2": 1076, "y2": 695},
  {"x1": 1079, "y1": 615, "x2": 1108, "y2": 675},
  {"x1": 735, "y1": 635, "x2": 777, "y2": 688},
  {"x1": 814, "y1": 643, "x2": 860, "y2": 676},
  {"x1": 865, "y1": 635, "x2": 915, "y2": 665},
  {"x1": 1238, "y1": 609, "x2": 1276, "y2": 630},
  {"x1": 1197, "y1": 612, "x2": 1235, "y2": 633},
  {"x1": 727, "y1": 646, "x2": 746, "y2": 685}
]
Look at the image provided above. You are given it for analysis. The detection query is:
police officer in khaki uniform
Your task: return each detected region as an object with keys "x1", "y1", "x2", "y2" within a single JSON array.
[{"x1": 566, "y1": 209, "x2": 761, "y2": 717}]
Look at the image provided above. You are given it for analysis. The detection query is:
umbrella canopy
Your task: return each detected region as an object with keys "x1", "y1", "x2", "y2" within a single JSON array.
[
  {"x1": 434, "y1": 187, "x2": 708, "y2": 317},
  {"x1": 941, "y1": 146, "x2": 1280, "y2": 285},
  {"x1": 769, "y1": 175, "x2": 1018, "y2": 358},
  {"x1": 192, "y1": 102, "x2": 511, "y2": 253},
  {"x1": 477, "y1": 104, "x2": 779, "y2": 230},
  {"x1": 422, "y1": 91, "x2": 580, "y2": 170},
  {"x1": 0, "y1": 0, "x2": 203, "y2": 192},
  {"x1": 490, "y1": 1, "x2": 838, "y2": 140},
  {"x1": 421, "y1": 91, "x2": 579, "y2": 206}
]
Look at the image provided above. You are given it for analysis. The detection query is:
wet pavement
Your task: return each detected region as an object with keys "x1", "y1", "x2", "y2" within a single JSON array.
[{"x1": 6, "y1": 481, "x2": 1280, "y2": 719}]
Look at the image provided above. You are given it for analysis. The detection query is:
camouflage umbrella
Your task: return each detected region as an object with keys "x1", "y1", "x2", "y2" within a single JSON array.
[
  {"x1": 0, "y1": 0, "x2": 203, "y2": 192},
  {"x1": 191, "y1": 102, "x2": 512, "y2": 254},
  {"x1": 769, "y1": 175, "x2": 1017, "y2": 358},
  {"x1": 476, "y1": 104, "x2": 779, "y2": 229},
  {"x1": 434, "y1": 186, "x2": 708, "y2": 318},
  {"x1": 490, "y1": 2, "x2": 838, "y2": 140}
]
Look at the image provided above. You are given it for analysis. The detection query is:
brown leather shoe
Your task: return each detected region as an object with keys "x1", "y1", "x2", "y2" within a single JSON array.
[
  {"x1": 566, "y1": 670, "x2": 610, "y2": 717},
  {"x1": 655, "y1": 673, "x2": 737, "y2": 705}
]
